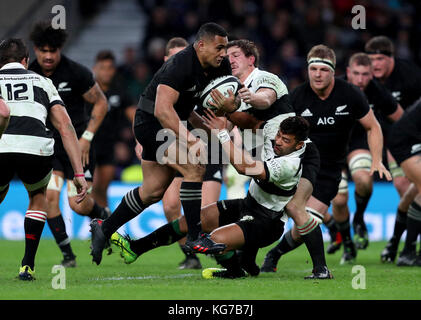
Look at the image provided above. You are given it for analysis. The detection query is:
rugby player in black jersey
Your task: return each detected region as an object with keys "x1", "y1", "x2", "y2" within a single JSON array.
[
  {"x1": 90, "y1": 50, "x2": 137, "y2": 209},
  {"x1": 29, "y1": 21, "x2": 108, "y2": 267},
  {"x1": 0, "y1": 38, "x2": 87, "y2": 280},
  {"x1": 329, "y1": 53, "x2": 403, "y2": 254},
  {"x1": 388, "y1": 100, "x2": 421, "y2": 266},
  {"x1": 365, "y1": 36, "x2": 421, "y2": 262},
  {"x1": 89, "y1": 23, "x2": 239, "y2": 265},
  {"x1": 262, "y1": 45, "x2": 391, "y2": 268}
]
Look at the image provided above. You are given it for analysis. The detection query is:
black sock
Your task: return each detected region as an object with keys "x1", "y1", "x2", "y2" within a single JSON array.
[
  {"x1": 239, "y1": 248, "x2": 260, "y2": 276},
  {"x1": 301, "y1": 226, "x2": 327, "y2": 268},
  {"x1": 215, "y1": 251, "x2": 243, "y2": 274},
  {"x1": 353, "y1": 191, "x2": 371, "y2": 226},
  {"x1": 325, "y1": 218, "x2": 338, "y2": 242},
  {"x1": 180, "y1": 244, "x2": 198, "y2": 259},
  {"x1": 22, "y1": 211, "x2": 47, "y2": 269},
  {"x1": 131, "y1": 220, "x2": 185, "y2": 255},
  {"x1": 391, "y1": 209, "x2": 407, "y2": 245},
  {"x1": 47, "y1": 215, "x2": 75, "y2": 260},
  {"x1": 402, "y1": 202, "x2": 421, "y2": 254},
  {"x1": 180, "y1": 181, "x2": 202, "y2": 241},
  {"x1": 336, "y1": 218, "x2": 352, "y2": 246},
  {"x1": 88, "y1": 202, "x2": 104, "y2": 220},
  {"x1": 270, "y1": 230, "x2": 303, "y2": 259},
  {"x1": 102, "y1": 187, "x2": 144, "y2": 238}
]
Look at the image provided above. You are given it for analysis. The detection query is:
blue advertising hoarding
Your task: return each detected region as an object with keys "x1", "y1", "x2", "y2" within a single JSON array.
[{"x1": 0, "y1": 180, "x2": 401, "y2": 241}]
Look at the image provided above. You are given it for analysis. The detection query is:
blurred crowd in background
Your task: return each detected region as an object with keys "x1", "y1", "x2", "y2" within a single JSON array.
[{"x1": 81, "y1": 0, "x2": 421, "y2": 180}]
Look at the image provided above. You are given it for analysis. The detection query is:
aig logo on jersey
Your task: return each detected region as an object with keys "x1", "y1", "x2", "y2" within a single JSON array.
[{"x1": 317, "y1": 117, "x2": 335, "y2": 125}]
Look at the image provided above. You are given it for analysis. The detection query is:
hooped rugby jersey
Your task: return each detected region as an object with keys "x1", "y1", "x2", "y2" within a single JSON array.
[
  {"x1": 248, "y1": 131, "x2": 305, "y2": 221},
  {"x1": 0, "y1": 62, "x2": 65, "y2": 156},
  {"x1": 290, "y1": 78, "x2": 370, "y2": 165},
  {"x1": 237, "y1": 68, "x2": 295, "y2": 156}
]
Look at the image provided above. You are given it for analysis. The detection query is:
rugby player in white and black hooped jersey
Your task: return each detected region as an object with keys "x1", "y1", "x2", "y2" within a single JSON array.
[
  {"x1": 0, "y1": 39, "x2": 87, "y2": 280},
  {"x1": 110, "y1": 116, "x2": 309, "y2": 279},
  {"x1": 222, "y1": 39, "x2": 330, "y2": 279},
  {"x1": 365, "y1": 36, "x2": 421, "y2": 262},
  {"x1": 262, "y1": 45, "x2": 391, "y2": 267},
  {"x1": 28, "y1": 21, "x2": 108, "y2": 267},
  {"x1": 328, "y1": 53, "x2": 403, "y2": 255},
  {"x1": 89, "y1": 23, "x2": 240, "y2": 265},
  {"x1": 388, "y1": 99, "x2": 421, "y2": 266}
]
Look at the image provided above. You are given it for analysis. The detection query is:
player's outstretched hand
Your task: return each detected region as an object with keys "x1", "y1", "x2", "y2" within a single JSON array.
[
  {"x1": 370, "y1": 162, "x2": 392, "y2": 181},
  {"x1": 202, "y1": 108, "x2": 227, "y2": 132},
  {"x1": 209, "y1": 89, "x2": 238, "y2": 113},
  {"x1": 73, "y1": 176, "x2": 88, "y2": 204}
]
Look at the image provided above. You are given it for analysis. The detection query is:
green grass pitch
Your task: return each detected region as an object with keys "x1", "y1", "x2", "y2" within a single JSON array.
[{"x1": 0, "y1": 239, "x2": 420, "y2": 300}]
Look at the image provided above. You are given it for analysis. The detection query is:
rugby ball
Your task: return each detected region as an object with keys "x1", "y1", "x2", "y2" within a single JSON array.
[{"x1": 199, "y1": 75, "x2": 241, "y2": 110}]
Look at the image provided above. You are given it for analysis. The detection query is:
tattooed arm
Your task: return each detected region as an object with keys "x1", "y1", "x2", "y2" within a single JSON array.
[
  {"x1": 82, "y1": 82, "x2": 108, "y2": 135},
  {"x1": 79, "y1": 83, "x2": 108, "y2": 166}
]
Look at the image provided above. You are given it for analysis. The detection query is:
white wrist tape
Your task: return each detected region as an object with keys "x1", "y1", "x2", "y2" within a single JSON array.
[
  {"x1": 217, "y1": 129, "x2": 231, "y2": 144},
  {"x1": 81, "y1": 130, "x2": 94, "y2": 142}
]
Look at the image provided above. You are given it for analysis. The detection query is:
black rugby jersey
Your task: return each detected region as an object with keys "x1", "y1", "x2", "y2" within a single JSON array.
[
  {"x1": 29, "y1": 55, "x2": 95, "y2": 137},
  {"x1": 349, "y1": 77, "x2": 398, "y2": 144},
  {"x1": 394, "y1": 99, "x2": 421, "y2": 139},
  {"x1": 136, "y1": 44, "x2": 231, "y2": 122},
  {"x1": 381, "y1": 58, "x2": 421, "y2": 110},
  {"x1": 87, "y1": 73, "x2": 135, "y2": 147},
  {"x1": 291, "y1": 78, "x2": 370, "y2": 165}
]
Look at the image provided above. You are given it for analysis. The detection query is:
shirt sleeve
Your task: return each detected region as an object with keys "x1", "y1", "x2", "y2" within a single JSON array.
[
  {"x1": 76, "y1": 63, "x2": 96, "y2": 95},
  {"x1": 375, "y1": 81, "x2": 398, "y2": 116},
  {"x1": 44, "y1": 77, "x2": 65, "y2": 110},
  {"x1": 350, "y1": 85, "x2": 370, "y2": 120},
  {"x1": 265, "y1": 157, "x2": 299, "y2": 184},
  {"x1": 158, "y1": 57, "x2": 191, "y2": 93},
  {"x1": 254, "y1": 71, "x2": 288, "y2": 99}
]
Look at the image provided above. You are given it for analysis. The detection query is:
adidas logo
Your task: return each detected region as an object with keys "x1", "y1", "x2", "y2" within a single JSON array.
[
  {"x1": 301, "y1": 108, "x2": 313, "y2": 117},
  {"x1": 84, "y1": 169, "x2": 92, "y2": 179},
  {"x1": 213, "y1": 170, "x2": 222, "y2": 180}
]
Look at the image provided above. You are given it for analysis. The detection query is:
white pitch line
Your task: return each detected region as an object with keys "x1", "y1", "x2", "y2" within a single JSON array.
[{"x1": 90, "y1": 273, "x2": 197, "y2": 281}]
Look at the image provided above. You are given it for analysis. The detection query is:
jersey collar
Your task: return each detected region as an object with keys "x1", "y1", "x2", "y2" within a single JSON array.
[
  {"x1": 244, "y1": 67, "x2": 259, "y2": 87},
  {"x1": 0, "y1": 62, "x2": 25, "y2": 70}
]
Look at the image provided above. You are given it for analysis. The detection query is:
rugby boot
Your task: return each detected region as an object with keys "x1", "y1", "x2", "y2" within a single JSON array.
[
  {"x1": 353, "y1": 222, "x2": 369, "y2": 250},
  {"x1": 380, "y1": 238, "x2": 399, "y2": 263},
  {"x1": 110, "y1": 232, "x2": 139, "y2": 264},
  {"x1": 304, "y1": 266, "x2": 333, "y2": 280},
  {"x1": 202, "y1": 267, "x2": 246, "y2": 279}
]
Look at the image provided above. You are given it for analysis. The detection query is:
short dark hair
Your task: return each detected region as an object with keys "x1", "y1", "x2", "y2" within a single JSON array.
[
  {"x1": 95, "y1": 50, "x2": 116, "y2": 63},
  {"x1": 195, "y1": 22, "x2": 227, "y2": 43},
  {"x1": 348, "y1": 52, "x2": 371, "y2": 67},
  {"x1": 0, "y1": 38, "x2": 29, "y2": 67},
  {"x1": 227, "y1": 39, "x2": 260, "y2": 67},
  {"x1": 365, "y1": 36, "x2": 394, "y2": 56},
  {"x1": 307, "y1": 44, "x2": 336, "y2": 67},
  {"x1": 29, "y1": 20, "x2": 68, "y2": 49},
  {"x1": 280, "y1": 116, "x2": 310, "y2": 142},
  {"x1": 165, "y1": 37, "x2": 188, "y2": 56}
]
